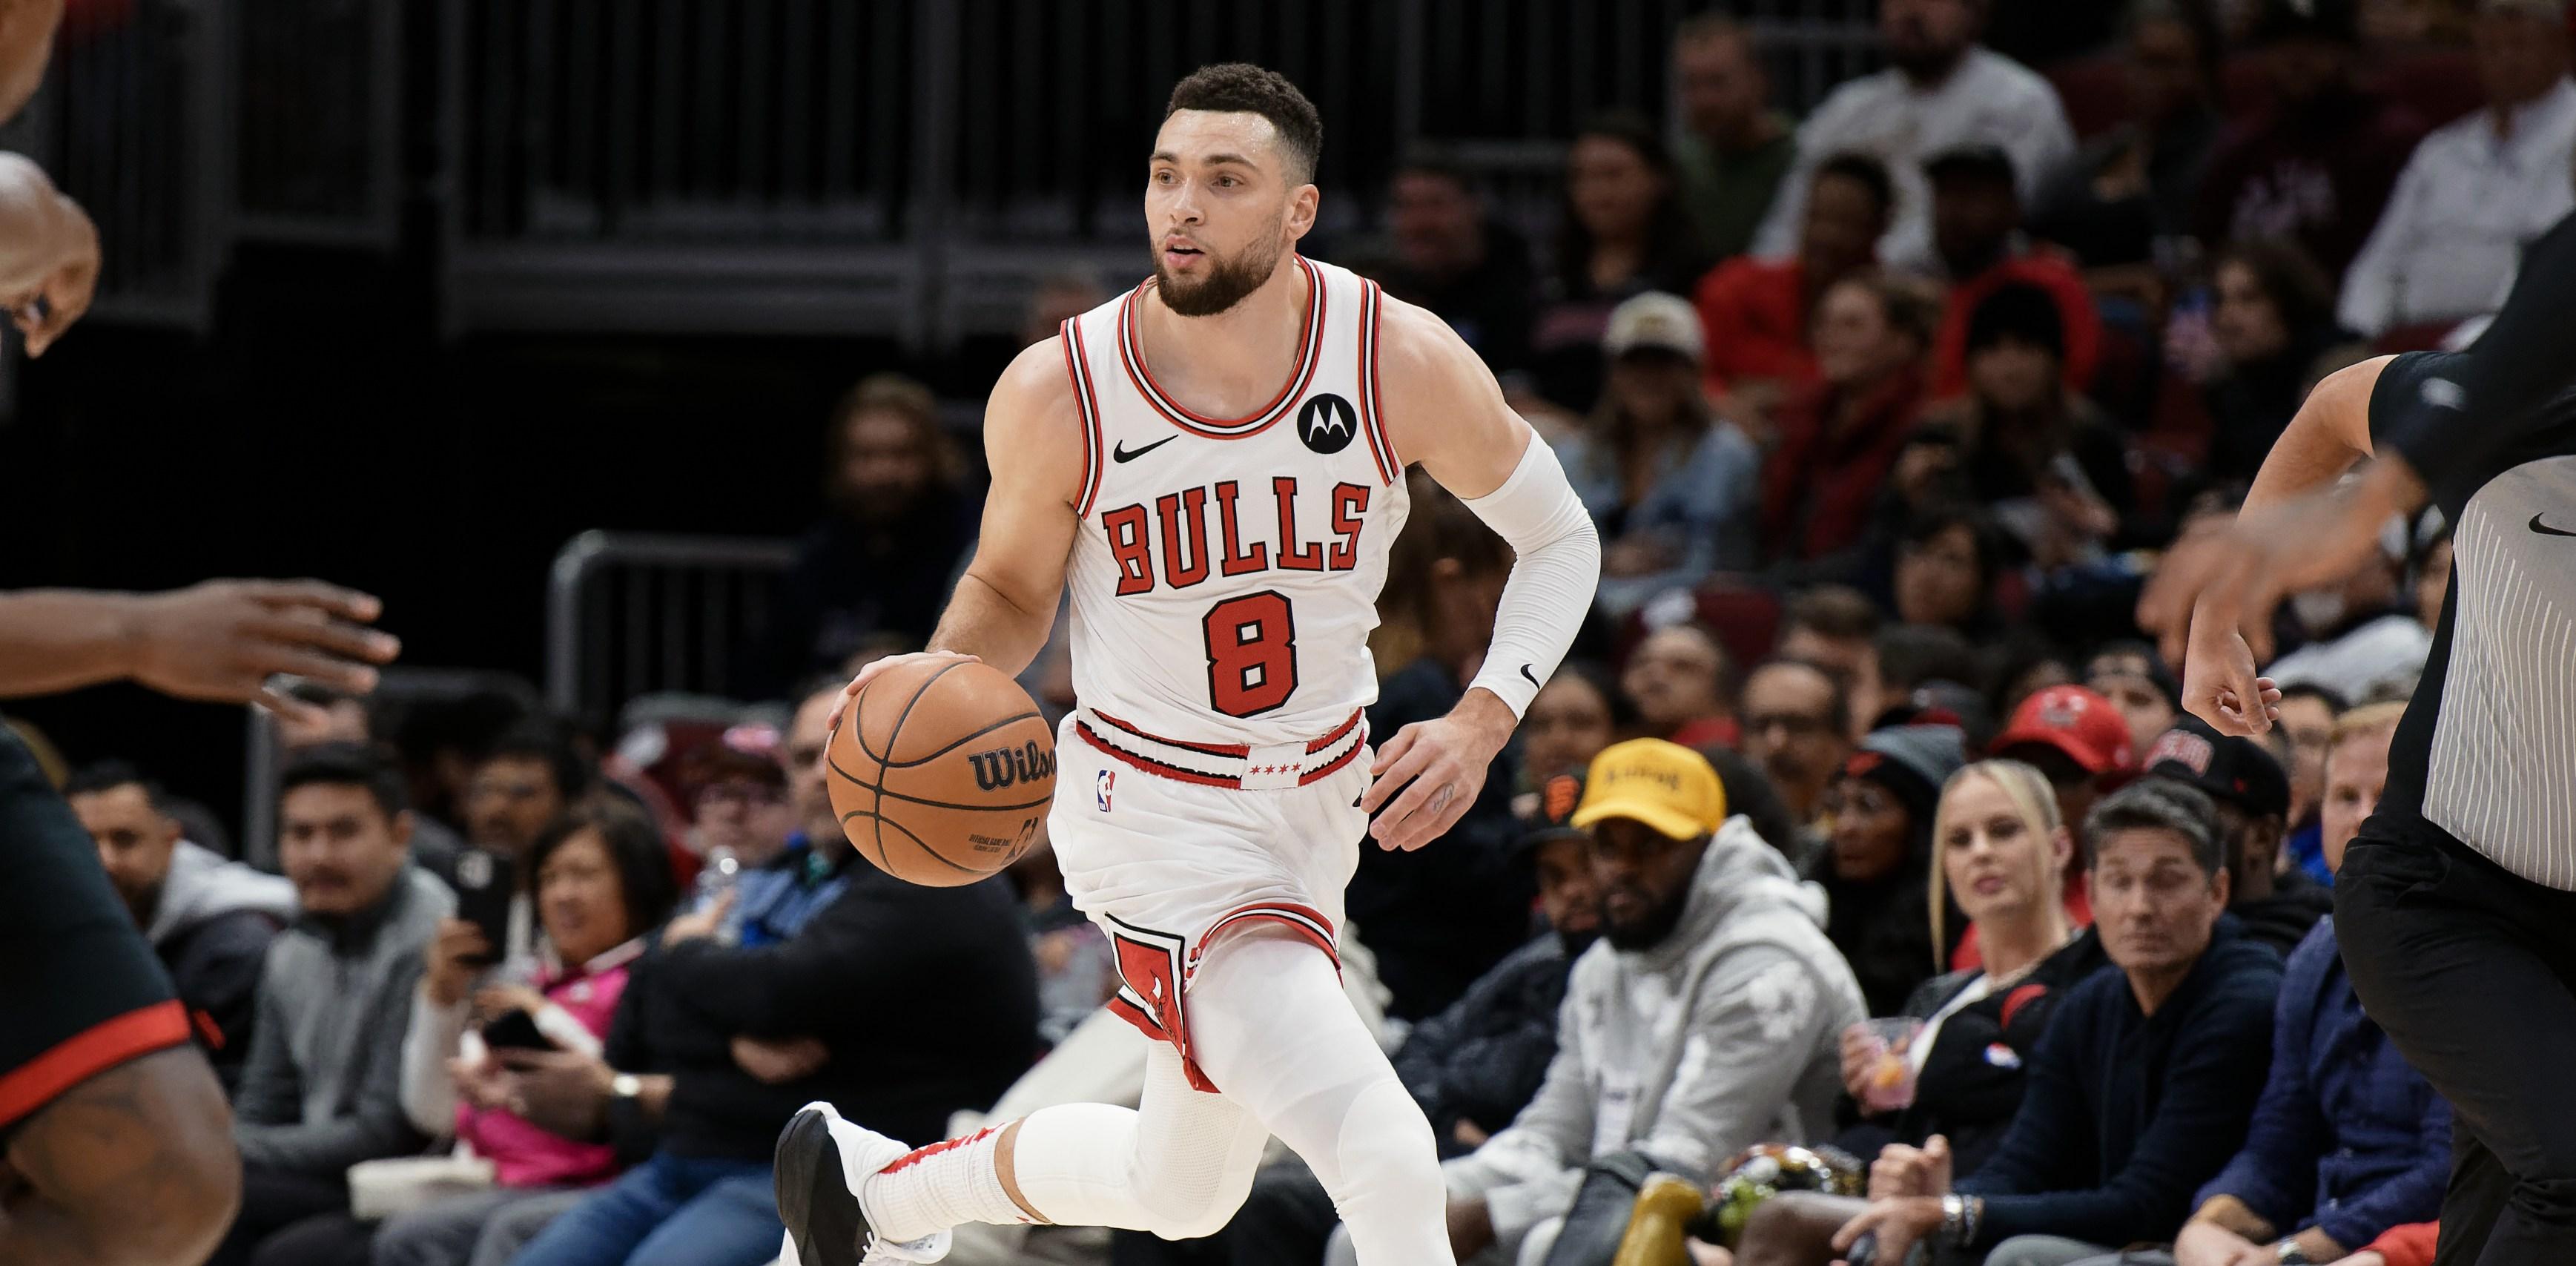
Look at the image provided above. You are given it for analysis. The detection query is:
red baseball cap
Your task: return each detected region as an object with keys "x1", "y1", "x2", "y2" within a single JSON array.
[{"x1": 1989, "y1": 685, "x2": 2134, "y2": 774}]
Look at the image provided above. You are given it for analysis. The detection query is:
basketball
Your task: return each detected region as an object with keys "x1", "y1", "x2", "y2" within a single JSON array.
[{"x1": 826, "y1": 658, "x2": 1057, "y2": 886}]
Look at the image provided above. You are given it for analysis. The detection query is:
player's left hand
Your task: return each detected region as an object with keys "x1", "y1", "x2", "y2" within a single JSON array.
[{"x1": 1361, "y1": 689, "x2": 1515, "y2": 852}]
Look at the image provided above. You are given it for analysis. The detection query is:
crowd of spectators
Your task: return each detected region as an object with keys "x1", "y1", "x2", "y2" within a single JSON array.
[{"x1": 4, "y1": 1, "x2": 2547, "y2": 1264}]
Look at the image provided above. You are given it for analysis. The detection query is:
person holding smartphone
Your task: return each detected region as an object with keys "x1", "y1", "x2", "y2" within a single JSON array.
[{"x1": 380, "y1": 805, "x2": 678, "y2": 1266}]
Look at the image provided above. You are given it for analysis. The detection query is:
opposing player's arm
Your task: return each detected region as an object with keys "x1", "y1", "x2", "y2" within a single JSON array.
[
  {"x1": 0, "y1": 580, "x2": 397, "y2": 722},
  {"x1": 0, "y1": 152, "x2": 96, "y2": 355},
  {"x1": 0, "y1": 1046, "x2": 240, "y2": 1266},
  {"x1": 1363, "y1": 300, "x2": 1599, "y2": 851}
]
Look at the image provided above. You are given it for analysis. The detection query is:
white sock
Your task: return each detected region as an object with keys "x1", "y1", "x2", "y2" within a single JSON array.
[{"x1": 861, "y1": 1123, "x2": 1029, "y2": 1242}]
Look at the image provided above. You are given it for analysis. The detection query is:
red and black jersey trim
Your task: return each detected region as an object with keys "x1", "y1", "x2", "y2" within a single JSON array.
[
  {"x1": 1117, "y1": 255, "x2": 1325, "y2": 440},
  {"x1": 1203, "y1": 901, "x2": 1341, "y2": 963},
  {"x1": 1355, "y1": 280, "x2": 1399, "y2": 485},
  {"x1": 1062, "y1": 316, "x2": 1107, "y2": 518},
  {"x1": 1075, "y1": 707, "x2": 1366, "y2": 789},
  {"x1": 1091, "y1": 708, "x2": 1251, "y2": 758},
  {"x1": 0, "y1": 1000, "x2": 191, "y2": 1130},
  {"x1": 1074, "y1": 719, "x2": 1239, "y2": 788}
]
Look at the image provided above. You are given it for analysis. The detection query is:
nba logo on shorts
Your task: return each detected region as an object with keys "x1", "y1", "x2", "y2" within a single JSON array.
[{"x1": 1095, "y1": 769, "x2": 1116, "y2": 813}]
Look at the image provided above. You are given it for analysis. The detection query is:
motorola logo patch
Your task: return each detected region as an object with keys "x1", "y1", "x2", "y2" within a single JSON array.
[{"x1": 1296, "y1": 393, "x2": 1358, "y2": 455}]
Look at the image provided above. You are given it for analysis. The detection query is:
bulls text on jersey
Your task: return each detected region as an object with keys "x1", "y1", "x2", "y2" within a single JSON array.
[{"x1": 1096, "y1": 475, "x2": 1372, "y2": 596}]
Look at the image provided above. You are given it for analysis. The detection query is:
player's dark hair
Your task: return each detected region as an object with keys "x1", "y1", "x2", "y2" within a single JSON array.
[
  {"x1": 280, "y1": 742, "x2": 409, "y2": 820},
  {"x1": 63, "y1": 759, "x2": 163, "y2": 810},
  {"x1": 528, "y1": 802, "x2": 679, "y2": 940},
  {"x1": 1813, "y1": 151, "x2": 1895, "y2": 223},
  {"x1": 483, "y1": 719, "x2": 594, "y2": 802},
  {"x1": 1166, "y1": 63, "x2": 1322, "y2": 184}
]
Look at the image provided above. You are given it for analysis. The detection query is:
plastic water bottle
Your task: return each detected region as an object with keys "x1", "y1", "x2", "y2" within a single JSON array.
[{"x1": 695, "y1": 845, "x2": 742, "y2": 943}]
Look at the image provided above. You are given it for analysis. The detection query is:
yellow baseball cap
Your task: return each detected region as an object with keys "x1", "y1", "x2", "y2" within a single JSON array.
[{"x1": 1572, "y1": 738, "x2": 1728, "y2": 841}]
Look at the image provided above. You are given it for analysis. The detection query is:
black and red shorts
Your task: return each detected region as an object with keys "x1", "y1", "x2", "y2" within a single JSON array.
[{"x1": 0, "y1": 728, "x2": 187, "y2": 1140}]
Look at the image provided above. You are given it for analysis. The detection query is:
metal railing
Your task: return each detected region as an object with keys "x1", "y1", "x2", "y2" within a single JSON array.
[
  {"x1": 238, "y1": 666, "x2": 540, "y2": 871},
  {"x1": 17, "y1": 0, "x2": 1880, "y2": 346},
  {"x1": 234, "y1": 0, "x2": 403, "y2": 246},
  {"x1": 544, "y1": 529, "x2": 799, "y2": 720},
  {"x1": 440, "y1": 0, "x2": 1879, "y2": 344}
]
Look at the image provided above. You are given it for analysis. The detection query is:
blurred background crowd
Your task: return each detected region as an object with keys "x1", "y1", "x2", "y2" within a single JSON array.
[{"x1": 1, "y1": 0, "x2": 2557, "y2": 1264}]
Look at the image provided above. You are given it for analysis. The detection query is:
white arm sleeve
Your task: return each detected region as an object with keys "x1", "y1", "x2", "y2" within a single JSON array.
[
  {"x1": 1457, "y1": 436, "x2": 1599, "y2": 717},
  {"x1": 398, "y1": 989, "x2": 469, "y2": 1136}
]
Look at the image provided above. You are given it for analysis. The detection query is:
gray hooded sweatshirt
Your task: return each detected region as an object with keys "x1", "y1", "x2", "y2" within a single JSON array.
[
  {"x1": 234, "y1": 865, "x2": 453, "y2": 1176},
  {"x1": 145, "y1": 840, "x2": 298, "y2": 946},
  {"x1": 144, "y1": 841, "x2": 298, "y2": 1088},
  {"x1": 1444, "y1": 814, "x2": 1867, "y2": 1256}
]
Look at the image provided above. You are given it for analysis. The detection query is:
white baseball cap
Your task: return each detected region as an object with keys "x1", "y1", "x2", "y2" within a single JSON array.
[{"x1": 1602, "y1": 291, "x2": 1705, "y2": 363}]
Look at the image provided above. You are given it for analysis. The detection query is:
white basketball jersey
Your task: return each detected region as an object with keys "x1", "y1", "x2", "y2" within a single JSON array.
[{"x1": 1058, "y1": 254, "x2": 1410, "y2": 750}]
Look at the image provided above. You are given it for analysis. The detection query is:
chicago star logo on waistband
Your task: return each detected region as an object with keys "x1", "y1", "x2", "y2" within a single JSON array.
[{"x1": 1296, "y1": 393, "x2": 1358, "y2": 455}]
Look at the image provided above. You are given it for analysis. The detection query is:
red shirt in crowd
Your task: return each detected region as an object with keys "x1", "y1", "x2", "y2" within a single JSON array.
[
  {"x1": 2365, "y1": 1222, "x2": 2437, "y2": 1266},
  {"x1": 1759, "y1": 363, "x2": 1929, "y2": 564},
  {"x1": 1929, "y1": 248, "x2": 2103, "y2": 400},
  {"x1": 1694, "y1": 257, "x2": 1824, "y2": 397}
]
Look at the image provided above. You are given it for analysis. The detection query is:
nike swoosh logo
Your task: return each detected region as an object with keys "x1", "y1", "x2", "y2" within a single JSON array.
[
  {"x1": 1519, "y1": 664, "x2": 1540, "y2": 689},
  {"x1": 2532, "y1": 513, "x2": 2576, "y2": 538},
  {"x1": 1112, "y1": 435, "x2": 1177, "y2": 464}
]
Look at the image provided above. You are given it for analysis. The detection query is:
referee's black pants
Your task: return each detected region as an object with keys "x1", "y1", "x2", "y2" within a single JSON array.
[{"x1": 2338, "y1": 832, "x2": 2576, "y2": 1266}]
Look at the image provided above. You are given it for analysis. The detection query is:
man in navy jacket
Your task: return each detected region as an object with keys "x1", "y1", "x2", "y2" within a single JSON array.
[
  {"x1": 2168, "y1": 842, "x2": 2448, "y2": 1265},
  {"x1": 1831, "y1": 779, "x2": 2285, "y2": 1265}
]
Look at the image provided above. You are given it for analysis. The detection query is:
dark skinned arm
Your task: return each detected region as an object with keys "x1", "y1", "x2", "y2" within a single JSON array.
[{"x1": 0, "y1": 1046, "x2": 240, "y2": 1266}]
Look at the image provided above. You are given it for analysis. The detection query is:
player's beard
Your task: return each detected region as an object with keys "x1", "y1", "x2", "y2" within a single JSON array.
[{"x1": 1152, "y1": 237, "x2": 1283, "y2": 317}]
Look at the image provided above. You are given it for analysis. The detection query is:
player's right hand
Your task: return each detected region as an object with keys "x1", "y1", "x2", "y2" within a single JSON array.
[
  {"x1": 126, "y1": 579, "x2": 399, "y2": 724},
  {"x1": 824, "y1": 650, "x2": 981, "y2": 731}
]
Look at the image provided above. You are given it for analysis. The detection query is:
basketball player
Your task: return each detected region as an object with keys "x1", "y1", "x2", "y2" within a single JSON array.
[
  {"x1": 773, "y1": 65, "x2": 1599, "y2": 1266},
  {"x1": 0, "y1": 581, "x2": 399, "y2": 1266},
  {"x1": 2144, "y1": 210, "x2": 2576, "y2": 1264}
]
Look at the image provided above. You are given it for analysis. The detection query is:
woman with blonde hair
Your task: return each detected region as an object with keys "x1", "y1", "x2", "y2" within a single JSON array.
[{"x1": 1728, "y1": 760, "x2": 2109, "y2": 1266}]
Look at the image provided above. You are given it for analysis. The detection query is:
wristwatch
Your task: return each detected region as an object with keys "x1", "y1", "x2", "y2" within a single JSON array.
[
  {"x1": 610, "y1": 1073, "x2": 643, "y2": 1100},
  {"x1": 2275, "y1": 1243, "x2": 2311, "y2": 1265}
]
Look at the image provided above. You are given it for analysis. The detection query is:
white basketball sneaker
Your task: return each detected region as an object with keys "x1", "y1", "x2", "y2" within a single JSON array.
[{"x1": 774, "y1": 1102, "x2": 952, "y2": 1266}]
